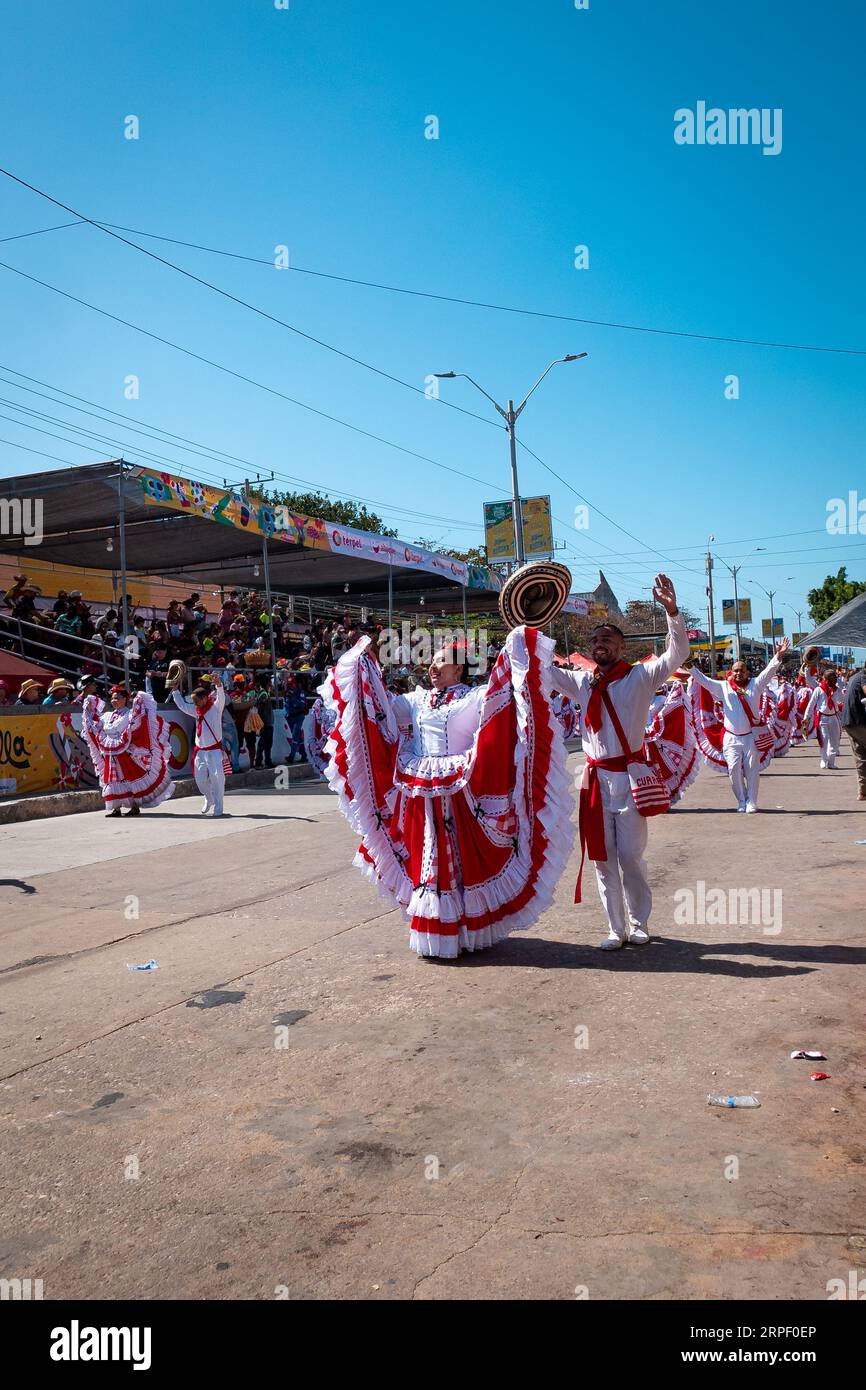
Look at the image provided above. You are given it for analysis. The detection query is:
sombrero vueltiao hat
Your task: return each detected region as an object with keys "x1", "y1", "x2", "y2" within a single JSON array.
[{"x1": 499, "y1": 561, "x2": 573, "y2": 630}]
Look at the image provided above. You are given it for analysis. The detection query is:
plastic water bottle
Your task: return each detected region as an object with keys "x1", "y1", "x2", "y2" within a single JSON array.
[{"x1": 707, "y1": 1094, "x2": 760, "y2": 1108}]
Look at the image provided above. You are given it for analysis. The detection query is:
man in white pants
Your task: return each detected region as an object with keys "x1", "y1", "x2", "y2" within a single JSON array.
[
  {"x1": 691, "y1": 641, "x2": 790, "y2": 812},
  {"x1": 803, "y1": 669, "x2": 843, "y2": 769},
  {"x1": 170, "y1": 679, "x2": 227, "y2": 816},
  {"x1": 550, "y1": 574, "x2": 690, "y2": 950}
]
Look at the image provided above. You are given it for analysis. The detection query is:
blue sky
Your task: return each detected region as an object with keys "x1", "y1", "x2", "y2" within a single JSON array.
[{"x1": 1, "y1": 0, "x2": 864, "y2": 643}]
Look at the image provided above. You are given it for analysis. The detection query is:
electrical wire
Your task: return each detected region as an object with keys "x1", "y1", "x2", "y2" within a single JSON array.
[{"x1": 4, "y1": 211, "x2": 864, "y2": 356}]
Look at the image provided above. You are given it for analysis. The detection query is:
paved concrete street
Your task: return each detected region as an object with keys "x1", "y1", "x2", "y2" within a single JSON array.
[{"x1": 1, "y1": 746, "x2": 864, "y2": 1301}]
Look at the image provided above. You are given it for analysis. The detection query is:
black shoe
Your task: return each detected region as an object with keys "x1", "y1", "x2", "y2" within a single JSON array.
[
  {"x1": 106, "y1": 808, "x2": 122, "y2": 818},
  {"x1": 124, "y1": 805, "x2": 141, "y2": 817}
]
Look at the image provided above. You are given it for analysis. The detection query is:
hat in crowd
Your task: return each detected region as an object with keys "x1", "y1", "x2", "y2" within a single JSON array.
[
  {"x1": 232, "y1": 674, "x2": 247, "y2": 685},
  {"x1": 76, "y1": 674, "x2": 101, "y2": 691},
  {"x1": 68, "y1": 590, "x2": 82, "y2": 599},
  {"x1": 18, "y1": 679, "x2": 44, "y2": 697},
  {"x1": 47, "y1": 677, "x2": 73, "y2": 696},
  {"x1": 499, "y1": 561, "x2": 573, "y2": 630}
]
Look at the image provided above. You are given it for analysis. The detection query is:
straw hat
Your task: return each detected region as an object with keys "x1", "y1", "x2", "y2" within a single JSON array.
[
  {"x1": 165, "y1": 659, "x2": 187, "y2": 689},
  {"x1": 17, "y1": 679, "x2": 44, "y2": 698},
  {"x1": 47, "y1": 677, "x2": 73, "y2": 697},
  {"x1": 498, "y1": 561, "x2": 573, "y2": 630}
]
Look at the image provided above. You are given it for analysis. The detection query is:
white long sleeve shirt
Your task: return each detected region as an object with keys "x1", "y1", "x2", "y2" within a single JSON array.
[
  {"x1": 170, "y1": 684, "x2": 225, "y2": 751},
  {"x1": 803, "y1": 684, "x2": 842, "y2": 726},
  {"x1": 690, "y1": 653, "x2": 781, "y2": 735},
  {"x1": 550, "y1": 611, "x2": 690, "y2": 761}
]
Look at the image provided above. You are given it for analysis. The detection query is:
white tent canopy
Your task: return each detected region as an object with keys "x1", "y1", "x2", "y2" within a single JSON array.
[{"x1": 804, "y1": 590, "x2": 866, "y2": 649}]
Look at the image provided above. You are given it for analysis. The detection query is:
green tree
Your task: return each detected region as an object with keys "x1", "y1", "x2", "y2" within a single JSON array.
[
  {"x1": 807, "y1": 567, "x2": 866, "y2": 625},
  {"x1": 265, "y1": 488, "x2": 397, "y2": 536}
]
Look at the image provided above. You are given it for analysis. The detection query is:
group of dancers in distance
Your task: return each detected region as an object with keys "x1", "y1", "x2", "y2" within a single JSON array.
[{"x1": 81, "y1": 561, "x2": 859, "y2": 956}]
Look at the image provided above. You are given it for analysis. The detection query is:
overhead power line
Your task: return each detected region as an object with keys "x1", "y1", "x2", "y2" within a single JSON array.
[
  {"x1": 3, "y1": 210, "x2": 864, "y2": 357},
  {"x1": 0, "y1": 171, "x2": 502, "y2": 431},
  {"x1": 0, "y1": 257, "x2": 509, "y2": 497},
  {"x1": 0, "y1": 367, "x2": 484, "y2": 535}
]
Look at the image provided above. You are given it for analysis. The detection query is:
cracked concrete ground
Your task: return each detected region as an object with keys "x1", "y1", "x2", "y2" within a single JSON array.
[{"x1": 0, "y1": 747, "x2": 864, "y2": 1301}]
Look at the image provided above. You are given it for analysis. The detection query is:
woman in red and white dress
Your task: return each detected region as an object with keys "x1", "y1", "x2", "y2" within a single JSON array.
[
  {"x1": 320, "y1": 630, "x2": 573, "y2": 958},
  {"x1": 82, "y1": 684, "x2": 174, "y2": 817}
]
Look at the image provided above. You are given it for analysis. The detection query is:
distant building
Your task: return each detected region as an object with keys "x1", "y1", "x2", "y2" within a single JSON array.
[{"x1": 572, "y1": 570, "x2": 622, "y2": 619}]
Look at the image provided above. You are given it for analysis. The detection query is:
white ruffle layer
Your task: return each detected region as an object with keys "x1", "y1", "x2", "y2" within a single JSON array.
[{"x1": 325, "y1": 630, "x2": 575, "y2": 956}]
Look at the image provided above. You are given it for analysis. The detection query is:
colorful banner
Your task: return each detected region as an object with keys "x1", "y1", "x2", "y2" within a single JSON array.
[
  {"x1": 761, "y1": 617, "x2": 784, "y2": 637},
  {"x1": 561, "y1": 597, "x2": 608, "y2": 621},
  {"x1": 483, "y1": 496, "x2": 553, "y2": 563},
  {"x1": 722, "y1": 597, "x2": 752, "y2": 625},
  {"x1": 136, "y1": 468, "x2": 496, "y2": 590},
  {"x1": 484, "y1": 500, "x2": 517, "y2": 563},
  {"x1": 521, "y1": 495, "x2": 553, "y2": 559}
]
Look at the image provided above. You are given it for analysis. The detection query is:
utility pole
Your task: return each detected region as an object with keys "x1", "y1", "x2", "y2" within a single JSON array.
[
  {"x1": 506, "y1": 400, "x2": 524, "y2": 565},
  {"x1": 730, "y1": 565, "x2": 742, "y2": 661},
  {"x1": 768, "y1": 589, "x2": 777, "y2": 652},
  {"x1": 706, "y1": 550, "x2": 717, "y2": 676},
  {"x1": 242, "y1": 475, "x2": 278, "y2": 676},
  {"x1": 434, "y1": 354, "x2": 587, "y2": 573}
]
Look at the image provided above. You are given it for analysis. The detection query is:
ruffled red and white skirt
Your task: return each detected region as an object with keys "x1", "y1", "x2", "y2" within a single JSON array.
[
  {"x1": 643, "y1": 683, "x2": 699, "y2": 804},
  {"x1": 82, "y1": 693, "x2": 175, "y2": 810},
  {"x1": 321, "y1": 628, "x2": 574, "y2": 957}
]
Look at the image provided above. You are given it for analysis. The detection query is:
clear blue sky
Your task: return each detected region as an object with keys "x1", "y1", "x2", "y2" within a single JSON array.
[{"x1": 1, "y1": 0, "x2": 864, "y2": 644}]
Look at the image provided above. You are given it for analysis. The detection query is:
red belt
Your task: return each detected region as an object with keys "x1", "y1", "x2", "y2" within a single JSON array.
[
  {"x1": 196, "y1": 742, "x2": 221, "y2": 752},
  {"x1": 574, "y1": 753, "x2": 631, "y2": 903}
]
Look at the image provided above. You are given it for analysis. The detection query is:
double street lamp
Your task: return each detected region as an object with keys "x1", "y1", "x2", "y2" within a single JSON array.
[{"x1": 434, "y1": 354, "x2": 587, "y2": 567}]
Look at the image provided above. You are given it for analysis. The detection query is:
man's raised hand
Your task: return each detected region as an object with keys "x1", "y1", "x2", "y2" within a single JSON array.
[{"x1": 652, "y1": 573, "x2": 679, "y2": 617}]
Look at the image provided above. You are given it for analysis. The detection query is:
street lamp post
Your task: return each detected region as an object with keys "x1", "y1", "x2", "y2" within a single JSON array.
[
  {"x1": 434, "y1": 354, "x2": 587, "y2": 570},
  {"x1": 714, "y1": 556, "x2": 742, "y2": 661},
  {"x1": 749, "y1": 579, "x2": 777, "y2": 660}
]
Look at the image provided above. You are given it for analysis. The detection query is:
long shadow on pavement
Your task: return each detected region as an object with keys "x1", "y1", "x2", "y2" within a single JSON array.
[{"x1": 464, "y1": 935, "x2": 866, "y2": 977}]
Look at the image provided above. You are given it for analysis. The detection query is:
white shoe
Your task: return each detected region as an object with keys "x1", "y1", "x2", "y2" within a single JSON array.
[
  {"x1": 745, "y1": 803, "x2": 758, "y2": 814},
  {"x1": 628, "y1": 926, "x2": 649, "y2": 945},
  {"x1": 200, "y1": 803, "x2": 212, "y2": 815},
  {"x1": 819, "y1": 761, "x2": 826, "y2": 770},
  {"x1": 599, "y1": 935, "x2": 625, "y2": 951},
  {"x1": 736, "y1": 802, "x2": 747, "y2": 813}
]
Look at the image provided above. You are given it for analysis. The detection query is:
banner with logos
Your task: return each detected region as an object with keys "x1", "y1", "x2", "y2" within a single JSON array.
[
  {"x1": 136, "y1": 467, "x2": 498, "y2": 590},
  {"x1": 722, "y1": 597, "x2": 752, "y2": 625},
  {"x1": 483, "y1": 496, "x2": 553, "y2": 564}
]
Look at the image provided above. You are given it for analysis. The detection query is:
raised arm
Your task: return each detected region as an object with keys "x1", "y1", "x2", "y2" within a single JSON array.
[
  {"x1": 642, "y1": 575, "x2": 690, "y2": 686},
  {"x1": 170, "y1": 688, "x2": 196, "y2": 718},
  {"x1": 752, "y1": 638, "x2": 790, "y2": 700},
  {"x1": 688, "y1": 665, "x2": 726, "y2": 699}
]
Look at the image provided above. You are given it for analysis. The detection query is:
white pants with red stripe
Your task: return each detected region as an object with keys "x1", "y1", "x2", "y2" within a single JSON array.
[
  {"x1": 194, "y1": 748, "x2": 225, "y2": 815},
  {"x1": 723, "y1": 731, "x2": 761, "y2": 808},
  {"x1": 818, "y1": 715, "x2": 841, "y2": 768},
  {"x1": 593, "y1": 770, "x2": 651, "y2": 940}
]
